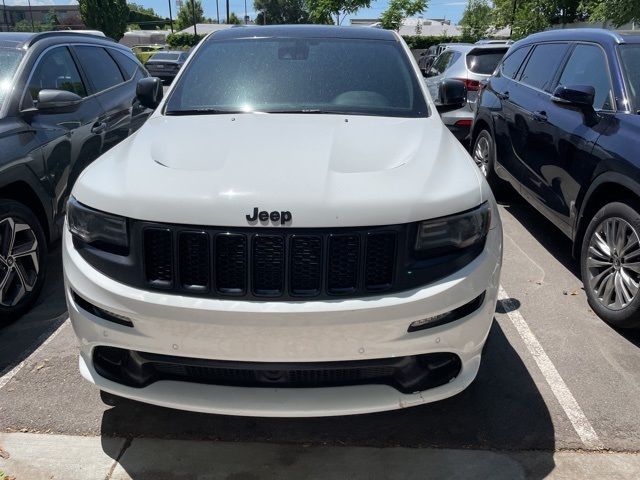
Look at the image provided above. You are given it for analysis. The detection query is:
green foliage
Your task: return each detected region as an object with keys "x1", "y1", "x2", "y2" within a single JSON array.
[
  {"x1": 128, "y1": 2, "x2": 157, "y2": 16},
  {"x1": 380, "y1": 0, "x2": 428, "y2": 31},
  {"x1": 128, "y1": 6, "x2": 169, "y2": 30},
  {"x1": 492, "y1": 0, "x2": 588, "y2": 39},
  {"x1": 228, "y1": 12, "x2": 243, "y2": 24},
  {"x1": 254, "y1": 0, "x2": 315, "y2": 24},
  {"x1": 459, "y1": 0, "x2": 493, "y2": 41},
  {"x1": 176, "y1": 0, "x2": 206, "y2": 31},
  {"x1": 78, "y1": 0, "x2": 129, "y2": 40},
  {"x1": 166, "y1": 32, "x2": 206, "y2": 49},
  {"x1": 584, "y1": 0, "x2": 640, "y2": 27},
  {"x1": 401, "y1": 35, "x2": 459, "y2": 49},
  {"x1": 306, "y1": 0, "x2": 372, "y2": 25}
]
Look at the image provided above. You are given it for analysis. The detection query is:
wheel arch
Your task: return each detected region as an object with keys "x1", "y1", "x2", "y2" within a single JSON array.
[
  {"x1": 573, "y1": 173, "x2": 640, "y2": 258},
  {"x1": 0, "y1": 180, "x2": 52, "y2": 243}
]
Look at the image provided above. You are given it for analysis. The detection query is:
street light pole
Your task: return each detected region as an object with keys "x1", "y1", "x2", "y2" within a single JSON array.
[
  {"x1": 27, "y1": 0, "x2": 34, "y2": 31},
  {"x1": 2, "y1": 0, "x2": 7, "y2": 32},
  {"x1": 168, "y1": 0, "x2": 174, "y2": 33},
  {"x1": 226, "y1": 0, "x2": 229, "y2": 24},
  {"x1": 190, "y1": 0, "x2": 197, "y2": 35},
  {"x1": 509, "y1": 0, "x2": 517, "y2": 38},
  {"x1": 216, "y1": 0, "x2": 219, "y2": 23}
]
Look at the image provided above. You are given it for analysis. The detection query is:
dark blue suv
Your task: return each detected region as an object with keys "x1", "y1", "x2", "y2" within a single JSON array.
[{"x1": 472, "y1": 29, "x2": 640, "y2": 328}]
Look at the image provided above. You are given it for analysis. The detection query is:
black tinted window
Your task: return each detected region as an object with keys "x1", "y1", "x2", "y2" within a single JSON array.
[
  {"x1": 466, "y1": 49, "x2": 507, "y2": 75},
  {"x1": 74, "y1": 46, "x2": 124, "y2": 92},
  {"x1": 29, "y1": 47, "x2": 86, "y2": 99},
  {"x1": 166, "y1": 38, "x2": 427, "y2": 118},
  {"x1": 501, "y1": 46, "x2": 530, "y2": 79},
  {"x1": 109, "y1": 49, "x2": 140, "y2": 80},
  {"x1": 620, "y1": 44, "x2": 640, "y2": 112},
  {"x1": 558, "y1": 44, "x2": 613, "y2": 110},
  {"x1": 431, "y1": 51, "x2": 452, "y2": 74},
  {"x1": 520, "y1": 43, "x2": 568, "y2": 91}
]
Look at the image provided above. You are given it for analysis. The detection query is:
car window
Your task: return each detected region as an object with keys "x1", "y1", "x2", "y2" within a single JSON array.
[
  {"x1": 500, "y1": 46, "x2": 531, "y2": 79},
  {"x1": 150, "y1": 53, "x2": 181, "y2": 61},
  {"x1": 558, "y1": 44, "x2": 613, "y2": 111},
  {"x1": 108, "y1": 49, "x2": 141, "y2": 80},
  {"x1": 28, "y1": 47, "x2": 86, "y2": 100},
  {"x1": 0, "y1": 48, "x2": 23, "y2": 111},
  {"x1": 519, "y1": 43, "x2": 568, "y2": 91},
  {"x1": 166, "y1": 37, "x2": 428, "y2": 118},
  {"x1": 74, "y1": 46, "x2": 124, "y2": 92},
  {"x1": 466, "y1": 49, "x2": 508, "y2": 75},
  {"x1": 431, "y1": 51, "x2": 452, "y2": 75},
  {"x1": 618, "y1": 44, "x2": 640, "y2": 113},
  {"x1": 179, "y1": 53, "x2": 189, "y2": 61}
]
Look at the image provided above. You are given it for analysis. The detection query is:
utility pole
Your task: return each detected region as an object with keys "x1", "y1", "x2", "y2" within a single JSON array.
[
  {"x1": 509, "y1": 0, "x2": 517, "y2": 38},
  {"x1": 190, "y1": 0, "x2": 197, "y2": 35},
  {"x1": 216, "y1": 0, "x2": 219, "y2": 23},
  {"x1": 27, "y1": 0, "x2": 34, "y2": 31},
  {"x1": 2, "y1": 0, "x2": 7, "y2": 32},
  {"x1": 168, "y1": 0, "x2": 174, "y2": 32},
  {"x1": 226, "y1": 0, "x2": 229, "y2": 24},
  {"x1": 244, "y1": 0, "x2": 247, "y2": 24}
]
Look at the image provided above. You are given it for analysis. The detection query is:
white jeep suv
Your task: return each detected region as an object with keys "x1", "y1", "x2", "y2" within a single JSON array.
[{"x1": 63, "y1": 25, "x2": 502, "y2": 417}]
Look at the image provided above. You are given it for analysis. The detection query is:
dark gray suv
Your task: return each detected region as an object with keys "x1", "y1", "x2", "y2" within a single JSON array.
[{"x1": 0, "y1": 32, "x2": 153, "y2": 321}]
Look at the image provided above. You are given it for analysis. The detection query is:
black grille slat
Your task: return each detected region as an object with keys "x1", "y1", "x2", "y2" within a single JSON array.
[
  {"x1": 327, "y1": 235, "x2": 360, "y2": 294},
  {"x1": 215, "y1": 234, "x2": 247, "y2": 294},
  {"x1": 144, "y1": 228, "x2": 173, "y2": 288},
  {"x1": 365, "y1": 232, "x2": 397, "y2": 291},
  {"x1": 290, "y1": 236, "x2": 322, "y2": 296},
  {"x1": 253, "y1": 235, "x2": 285, "y2": 295},
  {"x1": 179, "y1": 232, "x2": 210, "y2": 290}
]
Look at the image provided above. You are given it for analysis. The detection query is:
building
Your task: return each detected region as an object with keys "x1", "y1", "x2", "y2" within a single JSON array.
[
  {"x1": 351, "y1": 17, "x2": 462, "y2": 37},
  {"x1": 0, "y1": 4, "x2": 81, "y2": 31}
]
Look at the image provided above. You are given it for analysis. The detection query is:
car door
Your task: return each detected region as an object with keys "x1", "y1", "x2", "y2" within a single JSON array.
[
  {"x1": 23, "y1": 45, "x2": 103, "y2": 226},
  {"x1": 425, "y1": 50, "x2": 455, "y2": 101},
  {"x1": 523, "y1": 43, "x2": 615, "y2": 233},
  {"x1": 503, "y1": 43, "x2": 570, "y2": 213},
  {"x1": 72, "y1": 45, "x2": 131, "y2": 152}
]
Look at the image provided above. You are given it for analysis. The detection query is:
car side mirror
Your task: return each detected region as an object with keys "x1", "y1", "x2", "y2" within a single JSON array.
[
  {"x1": 436, "y1": 79, "x2": 467, "y2": 114},
  {"x1": 552, "y1": 85, "x2": 595, "y2": 109},
  {"x1": 136, "y1": 77, "x2": 163, "y2": 109},
  {"x1": 34, "y1": 89, "x2": 83, "y2": 114}
]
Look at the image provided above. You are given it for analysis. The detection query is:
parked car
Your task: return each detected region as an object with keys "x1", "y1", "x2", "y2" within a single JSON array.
[
  {"x1": 472, "y1": 28, "x2": 640, "y2": 328},
  {"x1": 131, "y1": 44, "x2": 165, "y2": 64},
  {"x1": 144, "y1": 50, "x2": 189, "y2": 83},
  {"x1": 418, "y1": 43, "x2": 471, "y2": 76},
  {"x1": 0, "y1": 32, "x2": 153, "y2": 321},
  {"x1": 425, "y1": 44, "x2": 508, "y2": 144},
  {"x1": 475, "y1": 39, "x2": 513, "y2": 45},
  {"x1": 63, "y1": 25, "x2": 502, "y2": 416}
]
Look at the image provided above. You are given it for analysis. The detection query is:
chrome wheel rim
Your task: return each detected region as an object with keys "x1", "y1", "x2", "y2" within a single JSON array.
[
  {"x1": 0, "y1": 217, "x2": 39, "y2": 307},
  {"x1": 473, "y1": 135, "x2": 490, "y2": 177},
  {"x1": 586, "y1": 217, "x2": 640, "y2": 311}
]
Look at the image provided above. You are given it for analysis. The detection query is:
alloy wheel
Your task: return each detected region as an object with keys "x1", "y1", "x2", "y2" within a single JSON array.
[
  {"x1": 0, "y1": 217, "x2": 40, "y2": 307},
  {"x1": 586, "y1": 217, "x2": 640, "y2": 311},
  {"x1": 473, "y1": 135, "x2": 490, "y2": 177}
]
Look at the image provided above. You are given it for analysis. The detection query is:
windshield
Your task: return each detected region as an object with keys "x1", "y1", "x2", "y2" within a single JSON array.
[
  {"x1": 165, "y1": 37, "x2": 428, "y2": 117},
  {"x1": 620, "y1": 44, "x2": 640, "y2": 113},
  {"x1": 0, "y1": 48, "x2": 23, "y2": 111},
  {"x1": 466, "y1": 49, "x2": 507, "y2": 75},
  {"x1": 150, "y1": 52, "x2": 181, "y2": 61}
]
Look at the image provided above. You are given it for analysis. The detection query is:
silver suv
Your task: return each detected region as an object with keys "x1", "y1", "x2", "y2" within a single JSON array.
[{"x1": 425, "y1": 44, "x2": 508, "y2": 144}]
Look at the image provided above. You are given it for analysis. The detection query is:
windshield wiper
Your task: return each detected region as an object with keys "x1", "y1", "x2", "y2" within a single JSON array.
[{"x1": 165, "y1": 108, "x2": 246, "y2": 116}]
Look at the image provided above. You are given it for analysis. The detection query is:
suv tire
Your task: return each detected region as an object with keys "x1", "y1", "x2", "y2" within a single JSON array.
[
  {"x1": 472, "y1": 130, "x2": 508, "y2": 196},
  {"x1": 581, "y1": 201, "x2": 640, "y2": 328},
  {"x1": 0, "y1": 200, "x2": 47, "y2": 323}
]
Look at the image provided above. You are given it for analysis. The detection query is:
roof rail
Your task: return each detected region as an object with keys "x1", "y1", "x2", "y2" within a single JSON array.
[{"x1": 25, "y1": 31, "x2": 115, "y2": 48}]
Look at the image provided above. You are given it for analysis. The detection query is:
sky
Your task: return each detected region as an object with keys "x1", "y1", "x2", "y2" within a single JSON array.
[{"x1": 4, "y1": 0, "x2": 468, "y2": 25}]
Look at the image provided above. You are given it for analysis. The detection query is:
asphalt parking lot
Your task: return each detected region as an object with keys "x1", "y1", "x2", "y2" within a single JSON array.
[{"x1": 1, "y1": 197, "x2": 640, "y2": 476}]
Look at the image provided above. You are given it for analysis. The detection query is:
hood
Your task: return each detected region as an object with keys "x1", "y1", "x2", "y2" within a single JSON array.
[{"x1": 73, "y1": 113, "x2": 483, "y2": 228}]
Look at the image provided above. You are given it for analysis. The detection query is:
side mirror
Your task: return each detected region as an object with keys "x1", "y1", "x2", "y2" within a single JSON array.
[
  {"x1": 34, "y1": 89, "x2": 83, "y2": 114},
  {"x1": 552, "y1": 85, "x2": 595, "y2": 109},
  {"x1": 436, "y1": 79, "x2": 467, "y2": 114},
  {"x1": 136, "y1": 77, "x2": 163, "y2": 109}
]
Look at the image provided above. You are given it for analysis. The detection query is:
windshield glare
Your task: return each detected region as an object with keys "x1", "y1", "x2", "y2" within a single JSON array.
[
  {"x1": 165, "y1": 37, "x2": 428, "y2": 117},
  {"x1": 620, "y1": 44, "x2": 640, "y2": 113},
  {"x1": 0, "y1": 49, "x2": 23, "y2": 111}
]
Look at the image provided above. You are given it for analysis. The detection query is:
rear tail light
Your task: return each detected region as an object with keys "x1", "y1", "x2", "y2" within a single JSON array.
[
  {"x1": 454, "y1": 119, "x2": 473, "y2": 127},
  {"x1": 454, "y1": 78, "x2": 481, "y2": 91}
]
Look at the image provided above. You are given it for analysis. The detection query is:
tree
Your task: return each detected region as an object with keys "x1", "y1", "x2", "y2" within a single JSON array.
[
  {"x1": 254, "y1": 0, "x2": 314, "y2": 24},
  {"x1": 459, "y1": 0, "x2": 492, "y2": 41},
  {"x1": 380, "y1": 0, "x2": 428, "y2": 31},
  {"x1": 78, "y1": 0, "x2": 129, "y2": 40},
  {"x1": 584, "y1": 0, "x2": 640, "y2": 27},
  {"x1": 127, "y1": 2, "x2": 157, "y2": 16},
  {"x1": 492, "y1": 0, "x2": 587, "y2": 39},
  {"x1": 307, "y1": 0, "x2": 372, "y2": 25},
  {"x1": 228, "y1": 12, "x2": 243, "y2": 24},
  {"x1": 175, "y1": 0, "x2": 206, "y2": 31}
]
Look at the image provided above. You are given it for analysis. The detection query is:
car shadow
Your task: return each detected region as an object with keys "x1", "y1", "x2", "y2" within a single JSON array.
[
  {"x1": 0, "y1": 243, "x2": 67, "y2": 375},
  {"x1": 100, "y1": 320, "x2": 556, "y2": 479}
]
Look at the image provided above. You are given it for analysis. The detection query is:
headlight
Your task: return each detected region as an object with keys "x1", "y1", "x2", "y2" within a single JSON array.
[
  {"x1": 415, "y1": 203, "x2": 490, "y2": 254},
  {"x1": 67, "y1": 197, "x2": 128, "y2": 252}
]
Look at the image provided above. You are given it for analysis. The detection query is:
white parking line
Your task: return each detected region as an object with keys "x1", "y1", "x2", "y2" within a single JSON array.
[
  {"x1": 498, "y1": 286, "x2": 603, "y2": 450},
  {"x1": 0, "y1": 316, "x2": 68, "y2": 390}
]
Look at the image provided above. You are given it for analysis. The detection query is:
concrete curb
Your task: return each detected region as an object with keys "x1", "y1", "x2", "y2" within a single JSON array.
[{"x1": 1, "y1": 432, "x2": 640, "y2": 479}]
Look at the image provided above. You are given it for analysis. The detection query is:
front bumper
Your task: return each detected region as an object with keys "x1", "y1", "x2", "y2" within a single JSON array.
[{"x1": 64, "y1": 223, "x2": 502, "y2": 417}]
